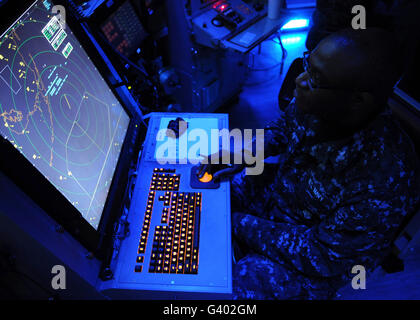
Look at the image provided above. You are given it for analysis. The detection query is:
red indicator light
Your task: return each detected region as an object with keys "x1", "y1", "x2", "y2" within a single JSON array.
[{"x1": 213, "y1": 1, "x2": 229, "y2": 12}]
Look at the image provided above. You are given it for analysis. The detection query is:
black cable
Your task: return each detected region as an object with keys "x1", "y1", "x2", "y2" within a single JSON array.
[
  {"x1": 11, "y1": 269, "x2": 57, "y2": 299},
  {"x1": 3, "y1": 269, "x2": 57, "y2": 298},
  {"x1": 0, "y1": 250, "x2": 56, "y2": 299},
  {"x1": 0, "y1": 278, "x2": 20, "y2": 300},
  {"x1": 277, "y1": 32, "x2": 288, "y2": 75},
  {"x1": 246, "y1": 32, "x2": 288, "y2": 86}
]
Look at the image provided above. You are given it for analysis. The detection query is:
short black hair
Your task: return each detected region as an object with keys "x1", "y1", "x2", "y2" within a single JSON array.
[{"x1": 328, "y1": 28, "x2": 401, "y2": 106}]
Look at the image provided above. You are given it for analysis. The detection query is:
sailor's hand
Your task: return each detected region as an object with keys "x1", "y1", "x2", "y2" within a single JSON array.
[{"x1": 196, "y1": 151, "x2": 245, "y2": 182}]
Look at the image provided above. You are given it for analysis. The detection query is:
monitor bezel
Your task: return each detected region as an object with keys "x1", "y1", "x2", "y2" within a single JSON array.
[{"x1": 0, "y1": 0, "x2": 144, "y2": 258}]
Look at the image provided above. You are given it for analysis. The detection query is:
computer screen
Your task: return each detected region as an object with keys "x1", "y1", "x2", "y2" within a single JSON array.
[
  {"x1": 100, "y1": 1, "x2": 148, "y2": 56},
  {"x1": 0, "y1": 0, "x2": 131, "y2": 230}
]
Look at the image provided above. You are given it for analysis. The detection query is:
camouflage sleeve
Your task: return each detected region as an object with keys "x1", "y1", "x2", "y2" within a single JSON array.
[
  {"x1": 263, "y1": 104, "x2": 300, "y2": 157},
  {"x1": 232, "y1": 190, "x2": 410, "y2": 278}
]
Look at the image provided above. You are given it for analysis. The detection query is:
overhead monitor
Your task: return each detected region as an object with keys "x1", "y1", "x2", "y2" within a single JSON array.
[{"x1": 100, "y1": 0, "x2": 148, "y2": 57}]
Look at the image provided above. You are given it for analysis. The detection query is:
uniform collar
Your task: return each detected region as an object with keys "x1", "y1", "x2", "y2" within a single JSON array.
[{"x1": 296, "y1": 105, "x2": 393, "y2": 172}]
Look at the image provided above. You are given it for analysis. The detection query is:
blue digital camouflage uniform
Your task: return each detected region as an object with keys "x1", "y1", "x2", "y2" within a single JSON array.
[{"x1": 231, "y1": 102, "x2": 420, "y2": 300}]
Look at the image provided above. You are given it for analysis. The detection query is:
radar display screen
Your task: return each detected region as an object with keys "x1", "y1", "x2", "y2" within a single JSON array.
[{"x1": 0, "y1": 0, "x2": 131, "y2": 230}]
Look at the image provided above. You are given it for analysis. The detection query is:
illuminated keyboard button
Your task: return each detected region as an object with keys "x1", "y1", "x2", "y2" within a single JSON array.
[
  {"x1": 135, "y1": 265, "x2": 142, "y2": 273},
  {"x1": 191, "y1": 263, "x2": 197, "y2": 273}
]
